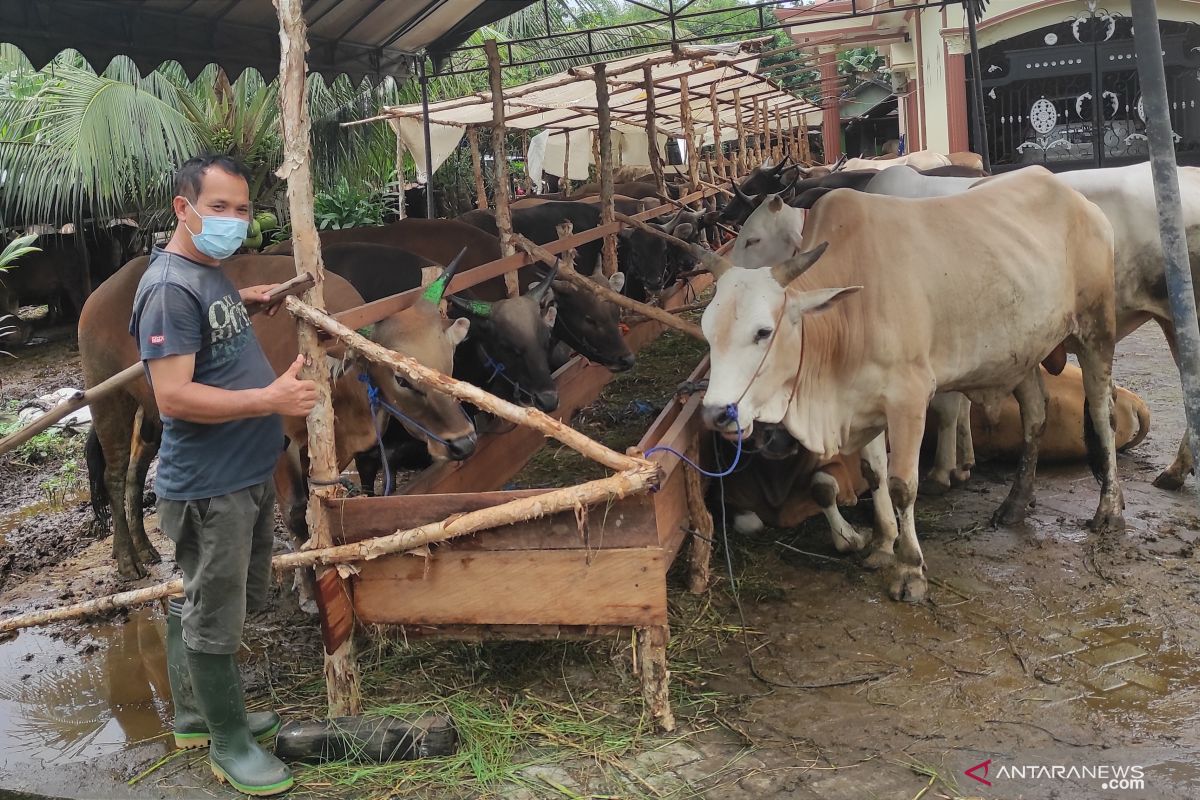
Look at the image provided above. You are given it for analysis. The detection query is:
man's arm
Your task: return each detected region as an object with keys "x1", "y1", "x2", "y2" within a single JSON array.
[{"x1": 148, "y1": 352, "x2": 317, "y2": 424}]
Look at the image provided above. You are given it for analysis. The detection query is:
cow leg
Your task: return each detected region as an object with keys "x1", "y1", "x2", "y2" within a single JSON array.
[
  {"x1": 884, "y1": 399, "x2": 928, "y2": 602},
  {"x1": 990, "y1": 370, "x2": 1048, "y2": 526},
  {"x1": 1077, "y1": 344, "x2": 1125, "y2": 533},
  {"x1": 859, "y1": 433, "x2": 900, "y2": 571},
  {"x1": 1152, "y1": 318, "x2": 1194, "y2": 490},
  {"x1": 94, "y1": 395, "x2": 145, "y2": 579},
  {"x1": 810, "y1": 469, "x2": 866, "y2": 553},
  {"x1": 920, "y1": 392, "x2": 962, "y2": 496},
  {"x1": 354, "y1": 450, "x2": 379, "y2": 497},
  {"x1": 125, "y1": 410, "x2": 161, "y2": 566},
  {"x1": 954, "y1": 394, "x2": 975, "y2": 484},
  {"x1": 273, "y1": 448, "x2": 318, "y2": 615}
]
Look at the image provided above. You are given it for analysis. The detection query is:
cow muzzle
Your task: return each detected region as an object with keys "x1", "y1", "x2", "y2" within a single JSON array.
[
  {"x1": 702, "y1": 403, "x2": 750, "y2": 440},
  {"x1": 445, "y1": 433, "x2": 477, "y2": 461}
]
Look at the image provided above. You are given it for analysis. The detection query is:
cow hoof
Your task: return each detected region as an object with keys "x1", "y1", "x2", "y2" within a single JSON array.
[
  {"x1": 990, "y1": 500, "x2": 1029, "y2": 528},
  {"x1": 831, "y1": 526, "x2": 867, "y2": 553},
  {"x1": 950, "y1": 469, "x2": 972, "y2": 486},
  {"x1": 1152, "y1": 470, "x2": 1187, "y2": 491},
  {"x1": 116, "y1": 557, "x2": 148, "y2": 581},
  {"x1": 135, "y1": 543, "x2": 161, "y2": 565},
  {"x1": 1088, "y1": 510, "x2": 1126, "y2": 535},
  {"x1": 918, "y1": 476, "x2": 952, "y2": 497},
  {"x1": 888, "y1": 565, "x2": 927, "y2": 603},
  {"x1": 733, "y1": 511, "x2": 764, "y2": 535},
  {"x1": 861, "y1": 549, "x2": 894, "y2": 571}
]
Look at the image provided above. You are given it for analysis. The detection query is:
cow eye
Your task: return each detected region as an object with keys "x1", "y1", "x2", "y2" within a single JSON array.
[
  {"x1": 754, "y1": 327, "x2": 772, "y2": 343},
  {"x1": 745, "y1": 238, "x2": 759, "y2": 247}
]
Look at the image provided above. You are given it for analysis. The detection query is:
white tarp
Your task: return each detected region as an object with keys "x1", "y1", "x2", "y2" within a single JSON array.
[{"x1": 378, "y1": 43, "x2": 818, "y2": 180}]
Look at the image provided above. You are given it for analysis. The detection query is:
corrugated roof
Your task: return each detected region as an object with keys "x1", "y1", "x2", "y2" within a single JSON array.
[{"x1": 0, "y1": 0, "x2": 537, "y2": 81}]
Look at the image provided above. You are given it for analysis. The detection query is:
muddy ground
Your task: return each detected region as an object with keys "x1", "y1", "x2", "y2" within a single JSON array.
[{"x1": 1, "y1": 324, "x2": 1198, "y2": 799}]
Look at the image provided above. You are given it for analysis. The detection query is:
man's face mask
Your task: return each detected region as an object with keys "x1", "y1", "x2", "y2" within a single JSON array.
[{"x1": 184, "y1": 198, "x2": 248, "y2": 260}]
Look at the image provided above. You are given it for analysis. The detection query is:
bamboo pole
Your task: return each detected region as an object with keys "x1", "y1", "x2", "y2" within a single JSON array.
[
  {"x1": 595, "y1": 62, "x2": 617, "y2": 279},
  {"x1": 678, "y1": 74, "x2": 699, "y2": 190},
  {"x1": 733, "y1": 87, "x2": 746, "y2": 175},
  {"x1": 643, "y1": 65, "x2": 666, "y2": 200},
  {"x1": 485, "y1": 40, "x2": 519, "y2": 298},
  {"x1": 288, "y1": 296, "x2": 646, "y2": 472},
  {"x1": 468, "y1": 127, "x2": 488, "y2": 210},
  {"x1": 514, "y1": 233, "x2": 703, "y2": 341},
  {"x1": 0, "y1": 276, "x2": 314, "y2": 458},
  {"x1": 0, "y1": 467, "x2": 658, "y2": 634},
  {"x1": 274, "y1": 0, "x2": 360, "y2": 716}
]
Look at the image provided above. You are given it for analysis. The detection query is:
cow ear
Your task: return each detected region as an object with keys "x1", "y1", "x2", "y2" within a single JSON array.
[
  {"x1": 786, "y1": 286, "x2": 861, "y2": 323},
  {"x1": 768, "y1": 194, "x2": 785, "y2": 212},
  {"x1": 446, "y1": 317, "x2": 471, "y2": 346},
  {"x1": 608, "y1": 271, "x2": 626, "y2": 293},
  {"x1": 772, "y1": 241, "x2": 828, "y2": 287},
  {"x1": 673, "y1": 223, "x2": 694, "y2": 242},
  {"x1": 542, "y1": 305, "x2": 558, "y2": 327}
]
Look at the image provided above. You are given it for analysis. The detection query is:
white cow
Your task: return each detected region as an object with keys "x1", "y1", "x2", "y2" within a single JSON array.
[{"x1": 840, "y1": 150, "x2": 953, "y2": 172}]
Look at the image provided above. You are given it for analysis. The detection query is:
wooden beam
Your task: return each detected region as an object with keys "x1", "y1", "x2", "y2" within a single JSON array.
[
  {"x1": 274, "y1": 0, "x2": 360, "y2": 716},
  {"x1": 644, "y1": 65, "x2": 666, "y2": 199},
  {"x1": 485, "y1": 39, "x2": 519, "y2": 298}
]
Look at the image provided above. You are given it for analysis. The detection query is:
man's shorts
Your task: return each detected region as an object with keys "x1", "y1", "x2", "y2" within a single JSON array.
[{"x1": 158, "y1": 480, "x2": 276, "y2": 654}]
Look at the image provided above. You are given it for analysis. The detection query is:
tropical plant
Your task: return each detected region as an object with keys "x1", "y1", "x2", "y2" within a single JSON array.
[
  {"x1": 0, "y1": 232, "x2": 39, "y2": 352},
  {"x1": 314, "y1": 177, "x2": 388, "y2": 229}
]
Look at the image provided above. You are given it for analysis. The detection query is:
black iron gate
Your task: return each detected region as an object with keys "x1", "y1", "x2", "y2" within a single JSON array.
[{"x1": 969, "y1": 2, "x2": 1200, "y2": 170}]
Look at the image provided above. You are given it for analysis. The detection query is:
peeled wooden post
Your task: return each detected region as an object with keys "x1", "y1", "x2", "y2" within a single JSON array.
[
  {"x1": 799, "y1": 111, "x2": 812, "y2": 164},
  {"x1": 485, "y1": 39, "x2": 519, "y2": 298},
  {"x1": 774, "y1": 107, "x2": 783, "y2": 162},
  {"x1": 594, "y1": 62, "x2": 618, "y2": 278},
  {"x1": 467, "y1": 127, "x2": 488, "y2": 210},
  {"x1": 390, "y1": 120, "x2": 408, "y2": 219},
  {"x1": 562, "y1": 130, "x2": 572, "y2": 195},
  {"x1": 522, "y1": 130, "x2": 533, "y2": 194},
  {"x1": 684, "y1": 453, "x2": 713, "y2": 594},
  {"x1": 708, "y1": 82, "x2": 724, "y2": 181},
  {"x1": 590, "y1": 130, "x2": 601, "y2": 184},
  {"x1": 733, "y1": 87, "x2": 746, "y2": 174},
  {"x1": 636, "y1": 625, "x2": 675, "y2": 731},
  {"x1": 274, "y1": 0, "x2": 361, "y2": 717},
  {"x1": 678, "y1": 74, "x2": 700, "y2": 190},
  {"x1": 643, "y1": 65, "x2": 666, "y2": 199}
]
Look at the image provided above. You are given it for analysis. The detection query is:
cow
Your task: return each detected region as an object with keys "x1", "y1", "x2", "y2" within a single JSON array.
[
  {"x1": 859, "y1": 162, "x2": 1200, "y2": 490},
  {"x1": 80, "y1": 253, "x2": 474, "y2": 579},
  {"x1": 697, "y1": 168, "x2": 1123, "y2": 603},
  {"x1": 840, "y1": 149, "x2": 952, "y2": 172},
  {"x1": 318, "y1": 241, "x2": 559, "y2": 494},
  {"x1": 567, "y1": 181, "x2": 684, "y2": 201},
  {"x1": 264, "y1": 219, "x2": 634, "y2": 373}
]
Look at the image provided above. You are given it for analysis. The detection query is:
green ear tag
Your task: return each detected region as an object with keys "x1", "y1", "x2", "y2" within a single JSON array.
[
  {"x1": 469, "y1": 300, "x2": 492, "y2": 317},
  {"x1": 356, "y1": 325, "x2": 375, "y2": 338}
]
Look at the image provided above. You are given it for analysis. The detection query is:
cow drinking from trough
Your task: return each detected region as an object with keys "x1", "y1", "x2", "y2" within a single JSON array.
[{"x1": 697, "y1": 168, "x2": 1123, "y2": 602}]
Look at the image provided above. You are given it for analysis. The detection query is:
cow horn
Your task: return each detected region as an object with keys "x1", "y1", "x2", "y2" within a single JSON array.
[
  {"x1": 772, "y1": 241, "x2": 829, "y2": 287},
  {"x1": 779, "y1": 172, "x2": 801, "y2": 197},
  {"x1": 731, "y1": 179, "x2": 752, "y2": 204},
  {"x1": 771, "y1": 156, "x2": 791, "y2": 174},
  {"x1": 690, "y1": 243, "x2": 733, "y2": 279},
  {"x1": 529, "y1": 259, "x2": 559, "y2": 304},
  {"x1": 421, "y1": 246, "x2": 468, "y2": 304},
  {"x1": 448, "y1": 294, "x2": 492, "y2": 317}
]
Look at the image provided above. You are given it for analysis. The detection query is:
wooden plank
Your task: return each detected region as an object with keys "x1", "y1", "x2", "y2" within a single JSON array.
[
  {"x1": 327, "y1": 489, "x2": 659, "y2": 551},
  {"x1": 353, "y1": 547, "x2": 668, "y2": 627},
  {"x1": 396, "y1": 624, "x2": 628, "y2": 641}
]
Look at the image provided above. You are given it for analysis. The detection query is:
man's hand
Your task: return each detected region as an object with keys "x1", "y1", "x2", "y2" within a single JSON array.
[
  {"x1": 262, "y1": 355, "x2": 318, "y2": 416},
  {"x1": 240, "y1": 283, "x2": 283, "y2": 316}
]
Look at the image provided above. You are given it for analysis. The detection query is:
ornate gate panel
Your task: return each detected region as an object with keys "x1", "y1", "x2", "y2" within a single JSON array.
[{"x1": 972, "y1": 2, "x2": 1200, "y2": 170}]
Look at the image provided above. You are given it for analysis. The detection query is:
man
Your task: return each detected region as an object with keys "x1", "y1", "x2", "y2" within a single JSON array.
[{"x1": 131, "y1": 154, "x2": 314, "y2": 796}]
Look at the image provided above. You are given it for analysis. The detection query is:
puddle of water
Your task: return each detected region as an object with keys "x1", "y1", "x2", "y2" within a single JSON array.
[{"x1": 0, "y1": 608, "x2": 172, "y2": 770}]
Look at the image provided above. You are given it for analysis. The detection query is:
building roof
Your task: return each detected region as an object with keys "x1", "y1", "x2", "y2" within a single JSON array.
[{"x1": 0, "y1": 0, "x2": 538, "y2": 82}]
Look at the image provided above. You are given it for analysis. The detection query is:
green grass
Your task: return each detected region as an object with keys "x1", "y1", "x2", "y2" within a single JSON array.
[{"x1": 0, "y1": 405, "x2": 87, "y2": 505}]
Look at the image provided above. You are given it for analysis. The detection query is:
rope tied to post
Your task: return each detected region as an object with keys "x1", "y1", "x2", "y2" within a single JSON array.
[{"x1": 644, "y1": 403, "x2": 744, "y2": 478}]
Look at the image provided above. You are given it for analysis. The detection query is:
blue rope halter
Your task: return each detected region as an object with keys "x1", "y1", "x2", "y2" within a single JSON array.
[
  {"x1": 644, "y1": 403, "x2": 744, "y2": 478},
  {"x1": 358, "y1": 372, "x2": 458, "y2": 495}
]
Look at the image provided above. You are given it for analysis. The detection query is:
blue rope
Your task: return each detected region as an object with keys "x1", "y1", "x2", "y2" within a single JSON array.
[
  {"x1": 359, "y1": 372, "x2": 462, "y2": 495},
  {"x1": 478, "y1": 346, "x2": 534, "y2": 404},
  {"x1": 644, "y1": 403, "x2": 744, "y2": 478}
]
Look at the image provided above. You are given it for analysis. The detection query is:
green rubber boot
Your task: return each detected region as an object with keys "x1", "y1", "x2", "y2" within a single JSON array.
[
  {"x1": 167, "y1": 598, "x2": 281, "y2": 749},
  {"x1": 186, "y1": 648, "x2": 294, "y2": 796}
]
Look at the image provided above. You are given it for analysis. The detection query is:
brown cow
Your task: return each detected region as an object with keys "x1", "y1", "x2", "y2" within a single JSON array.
[{"x1": 80, "y1": 254, "x2": 473, "y2": 579}]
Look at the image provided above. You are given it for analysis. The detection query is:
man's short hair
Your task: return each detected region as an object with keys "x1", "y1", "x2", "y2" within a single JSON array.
[{"x1": 173, "y1": 154, "x2": 253, "y2": 201}]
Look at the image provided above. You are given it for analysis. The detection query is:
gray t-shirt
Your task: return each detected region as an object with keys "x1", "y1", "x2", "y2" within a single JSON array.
[{"x1": 130, "y1": 247, "x2": 284, "y2": 500}]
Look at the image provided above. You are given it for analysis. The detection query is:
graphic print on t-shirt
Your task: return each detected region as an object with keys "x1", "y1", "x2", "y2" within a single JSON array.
[{"x1": 206, "y1": 293, "x2": 252, "y2": 368}]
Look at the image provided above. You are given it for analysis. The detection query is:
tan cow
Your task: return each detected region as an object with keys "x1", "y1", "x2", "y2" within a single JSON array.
[
  {"x1": 840, "y1": 149, "x2": 952, "y2": 172},
  {"x1": 697, "y1": 167, "x2": 1122, "y2": 602}
]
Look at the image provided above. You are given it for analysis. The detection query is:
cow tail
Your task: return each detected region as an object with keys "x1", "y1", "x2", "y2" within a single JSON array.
[
  {"x1": 1082, "y1": 398, "x2": 1106, "y2": 484},
  {"x1": 84, "y1": 428, "x2": 111, "y2": 525},
  {"x1": 1122, "y1": 394, "x2": 1152, "y2": 452}
]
